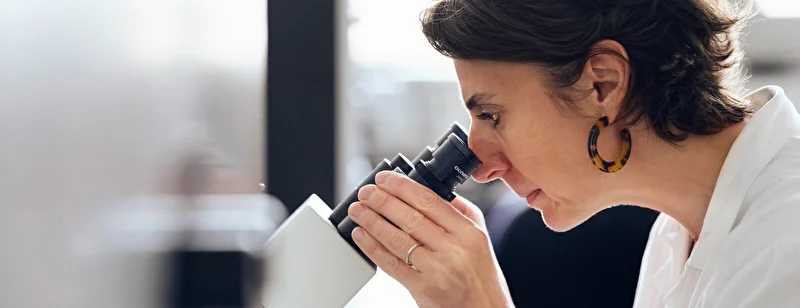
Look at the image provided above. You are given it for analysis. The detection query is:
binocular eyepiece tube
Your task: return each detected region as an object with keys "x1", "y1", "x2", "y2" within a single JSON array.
[{"x1": 329, "y1": 122, "x2": 482, "y2": 267}]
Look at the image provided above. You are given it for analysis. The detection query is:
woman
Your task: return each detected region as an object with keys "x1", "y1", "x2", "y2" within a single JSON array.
[{"x1": 346, "y1": 0, "x2": 800, "y2": 307}]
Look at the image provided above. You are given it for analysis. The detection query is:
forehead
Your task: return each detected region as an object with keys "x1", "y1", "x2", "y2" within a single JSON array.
[{"x1": 453, "y1": 59, "x2": 543, "y2": 99}]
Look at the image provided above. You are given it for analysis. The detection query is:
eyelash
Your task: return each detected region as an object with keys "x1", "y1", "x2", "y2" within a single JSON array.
[{"x1": 476, "y1": 112, "x2": 500, "y2": 127}]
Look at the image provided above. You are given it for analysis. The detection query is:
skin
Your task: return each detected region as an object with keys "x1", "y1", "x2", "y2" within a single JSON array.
[{"x1": 348, "y1": 40, "x2": 747, "y2": 307}]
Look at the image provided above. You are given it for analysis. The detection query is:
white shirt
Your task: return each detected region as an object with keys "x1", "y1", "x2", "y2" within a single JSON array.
[{"x1": 633, "y1": 85, "x2": 800, "y2": 308}]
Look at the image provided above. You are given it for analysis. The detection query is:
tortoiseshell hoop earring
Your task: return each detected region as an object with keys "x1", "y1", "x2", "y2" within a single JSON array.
[{"x1": 588, "y1": 116, "x2": 631, "y2": 173}]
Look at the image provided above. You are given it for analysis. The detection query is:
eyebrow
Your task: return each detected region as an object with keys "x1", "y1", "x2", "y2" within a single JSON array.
[{"x1": 464, "y1": 93, "x2": 494, "y2": 111}]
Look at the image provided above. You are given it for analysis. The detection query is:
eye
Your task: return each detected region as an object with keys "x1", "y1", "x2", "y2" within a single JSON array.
[{"x1": 476, "y1": 112, "x2": 500, "y2": 127}]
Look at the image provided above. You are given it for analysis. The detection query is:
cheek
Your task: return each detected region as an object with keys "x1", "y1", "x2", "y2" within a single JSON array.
[{"x1": 502, "y1": 116, "x2": 594, "y2": 197}]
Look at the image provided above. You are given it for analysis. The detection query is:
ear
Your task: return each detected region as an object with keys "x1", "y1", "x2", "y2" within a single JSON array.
[{"x1": 580, "y1": 40, "x2": 630, "y2": 123}]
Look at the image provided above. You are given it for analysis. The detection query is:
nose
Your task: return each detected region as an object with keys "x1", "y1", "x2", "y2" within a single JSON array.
[{"x1": 468, "y1": 127, "x2": 510, "y2": 183}]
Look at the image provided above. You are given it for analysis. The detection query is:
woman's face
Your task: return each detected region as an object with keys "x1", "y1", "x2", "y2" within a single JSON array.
[{"x1": 455, "y1": 59, "x2": 613, "y2": 231}]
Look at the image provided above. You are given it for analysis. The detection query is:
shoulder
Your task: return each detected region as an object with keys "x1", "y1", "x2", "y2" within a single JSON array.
[
  {"x1": 730, "y1": 87, "x2": 800, "y2": 229},
  {"x1": 698, "y1": 238, "x2": 800, "y2": 307},
  {"x1": 698, "y1": 137, "x2": 800, "y2": 306},
  {"x1": 719, "y1": 136, "x2": 800, "y2": 260},
  {"x1": 738, "y1": 134, "x2": 800, "y2": 226}
]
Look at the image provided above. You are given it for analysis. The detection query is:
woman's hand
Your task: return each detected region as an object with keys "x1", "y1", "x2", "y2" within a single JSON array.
[{"x1": 348, "y1": 171, "x2": 513, "y2": 308}]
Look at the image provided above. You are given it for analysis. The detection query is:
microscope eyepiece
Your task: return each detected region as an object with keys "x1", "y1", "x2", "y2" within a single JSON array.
[
  {"x1": 331, "y1": 122, "x2": 481, "y2": 267},
  {"x1": 423, "y1": 133, "x2": 481, "y2": 197}
]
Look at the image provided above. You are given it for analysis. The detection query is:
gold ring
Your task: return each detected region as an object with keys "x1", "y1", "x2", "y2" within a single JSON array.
[{"x1": 405, "y1": 243, "x2": 422, "y2": 266}]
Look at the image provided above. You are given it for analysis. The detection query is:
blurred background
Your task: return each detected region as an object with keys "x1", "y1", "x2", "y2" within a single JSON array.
[{"x1": 1, "y1": 0, "x2": 798, "y2": 307}]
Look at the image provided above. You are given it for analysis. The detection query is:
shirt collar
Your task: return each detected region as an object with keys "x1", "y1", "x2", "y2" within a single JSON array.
[{"x1": 687, "y1": 85, "x2": 800, "y2": 270}]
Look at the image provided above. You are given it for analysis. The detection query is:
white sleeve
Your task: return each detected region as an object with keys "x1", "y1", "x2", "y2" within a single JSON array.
[{"x1": 714, "y1": 241, "x2": 800, "y2": 308}]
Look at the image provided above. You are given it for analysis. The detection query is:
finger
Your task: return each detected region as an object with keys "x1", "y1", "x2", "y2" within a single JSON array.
[
  {"x1": 351, "y1": 227, "x2": 421, "y2": 284},
  {"x1": 450, "y1": 194, "x2": 482, "y2": 225},
  {"x1": 348, "y1": 202, "x2": 436, "y2": 271},
  {"x1": 450, "y1": 195, "x2": 488, "y2": 232},
  {"x1": 374, "y1": 171, "x2": 469, "y2": 233},
  {"x1": 449, "y1": 194, "x2": 477, "y2": 219},
  {"x1": 357, "y1": 185, "x2": 449, "y2": 248}
]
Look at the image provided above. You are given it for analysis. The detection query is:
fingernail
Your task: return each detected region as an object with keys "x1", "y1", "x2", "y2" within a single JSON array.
[
  {"x1": 358, "y1": 185, "x2": 375, "y2": 200},
  {"x1": 349, "y1": 202, "x2": 365, "y2": 218},
  {"x1": 352, "y1": 227, "x2": 364, "y2": 242},
  {"x1": 375, "y1": 171, "x2": 392, "y2": 185}
]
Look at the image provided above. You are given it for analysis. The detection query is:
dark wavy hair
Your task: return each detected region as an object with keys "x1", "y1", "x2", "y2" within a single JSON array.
[{"x1": 421, "y1": 0, "x2": 755, "y2": 143}]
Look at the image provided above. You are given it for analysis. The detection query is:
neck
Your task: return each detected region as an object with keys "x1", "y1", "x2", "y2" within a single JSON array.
[{"x1": 612, "y1": 122, "x2": 746, "y2": 240}]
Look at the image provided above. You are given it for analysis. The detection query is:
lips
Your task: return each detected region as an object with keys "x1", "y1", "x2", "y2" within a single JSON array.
[{"x1": 525, "y1": 189, "x2": 541, "y2": 205}]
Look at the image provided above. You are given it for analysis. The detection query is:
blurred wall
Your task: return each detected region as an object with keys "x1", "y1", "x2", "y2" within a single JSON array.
[
  {"x1": 0, "y1": 1, "x2": 266, "y2": 307},
  {"x1": 743, "y1": 16, "x2": 800, "y2": 102}
]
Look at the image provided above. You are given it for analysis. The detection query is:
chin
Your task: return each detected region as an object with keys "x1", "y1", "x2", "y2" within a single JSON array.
[
  {"x1": 528, "y1": 194, "x2": 590, "y2": 232},
  {"x1": 539, "y1": 211, "x2": 583, "y2": 232}
]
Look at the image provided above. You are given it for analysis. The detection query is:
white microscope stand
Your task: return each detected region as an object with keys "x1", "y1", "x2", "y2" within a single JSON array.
[{"x1": 260, "y1": 194, "x2": 416, "y2": 308}]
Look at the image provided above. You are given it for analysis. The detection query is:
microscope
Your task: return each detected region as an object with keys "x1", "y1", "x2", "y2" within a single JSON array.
[{"x1": 260, "y1": 122, "x2": 481, "y2": 308}]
